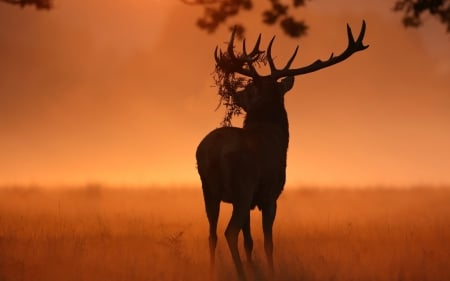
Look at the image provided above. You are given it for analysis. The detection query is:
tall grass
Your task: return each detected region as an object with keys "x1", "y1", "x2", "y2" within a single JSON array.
[{"x1": 0, "y1": 186, "x2": 449, "y2": 281}]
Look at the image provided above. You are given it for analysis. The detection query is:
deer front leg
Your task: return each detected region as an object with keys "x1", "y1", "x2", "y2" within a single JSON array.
[{"x1": 262, "y1": 201, "x2": 277, "y2": 275}]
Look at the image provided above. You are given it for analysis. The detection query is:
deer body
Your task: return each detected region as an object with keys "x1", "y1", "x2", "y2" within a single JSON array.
[
  {"x1": 196, "y1": 22, "x2": 368, "y2": 281},
  {"x1": 197, "y1": 124, "x2": 287, "y2": 209},
  {"x1": 197, "y1": 79, "x2": 290, "y2": 209}
]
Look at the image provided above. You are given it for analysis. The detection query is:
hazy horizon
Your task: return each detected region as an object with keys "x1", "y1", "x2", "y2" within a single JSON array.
[{"x1": 1, "y1": 0, "x2": 449, "y2": 187}]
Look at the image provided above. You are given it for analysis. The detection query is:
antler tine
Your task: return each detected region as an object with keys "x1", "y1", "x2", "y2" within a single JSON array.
[
  {"x1": 214, "y1": 46, "x2": 220, "y2": 64},
  {"x1": 245, "y1": 34, "x2": 262, "y2": 58},
  {"x1": 346, "y1": 24, "x2": 355, "y2": 44},
  {"x1": 346, "y1": 20, "x2": 368, "y2": 50},
  {"x1": 239, "y1": 34, "x2": 262, "y2": 77},
  {"x1": 281, "y1": 46, "x2": 299, "y2": 71},
  {"x1": 267, "y1": 36, "x2": 277, "y2": 73},
  {"x1": 270, "y1": 20, "x2": 369, "y2": 79},
  {"x1": 243, "y1": 34, "x2": 262, "y2": 60},
  {"x1": 227, "y1": 27, "x2": 238, "y2": 60},
  {"x1": 357, "y1": 20, "x2": 367, "y2": 46}
]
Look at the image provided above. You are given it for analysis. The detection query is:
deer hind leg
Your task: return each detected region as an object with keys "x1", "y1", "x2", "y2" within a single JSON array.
[
  {"x1": 225, "y1": 203, "x2": 251, "y2": 281},
  {"x1": 262, "y1": 201, "x2": 277, "y2": 275},
  {"x1": 204, "y1": 197, "x2": 220, "y2": 270},
  {"x1": 242, "y1": 213, "x2": 253, "y2": 263}
]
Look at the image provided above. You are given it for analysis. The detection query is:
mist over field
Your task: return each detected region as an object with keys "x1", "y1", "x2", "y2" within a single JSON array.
[
  {"x1": 1, "y1": 0, "x2": 450, "y2": 187},
  {"x1": 1, "y1": 0, "x2": 450, "y2": 280},
  {"x1": 1, "y1": 186, "x2": 449, "y2": 281}
]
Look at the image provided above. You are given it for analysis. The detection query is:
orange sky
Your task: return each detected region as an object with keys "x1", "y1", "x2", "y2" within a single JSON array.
[{"x1": 0, "y1": 0, "x2": 449, "y2": 187}]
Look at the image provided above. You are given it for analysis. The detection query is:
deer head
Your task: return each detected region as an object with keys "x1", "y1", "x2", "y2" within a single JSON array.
[{"x1": 215, "y1": 21, "x2": 369, "y2": 117}]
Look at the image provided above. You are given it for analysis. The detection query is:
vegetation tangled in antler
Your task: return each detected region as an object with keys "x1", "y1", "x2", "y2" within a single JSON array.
[
  {"x1": 213, "y1": 39, "x2": 266, "y2": 127},
  {"x1": 213, "y1": 66, "x2": 246, "y2": 127}
]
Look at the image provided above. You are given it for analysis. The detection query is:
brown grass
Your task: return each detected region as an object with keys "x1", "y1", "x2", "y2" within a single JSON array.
[{"x1": 0, "y1": 186, "x2": 449, "y2": 281}]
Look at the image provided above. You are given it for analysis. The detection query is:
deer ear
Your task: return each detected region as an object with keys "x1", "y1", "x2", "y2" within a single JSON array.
[{"x1": 280, "y1": 76, "x2": 295, "y2": 93}]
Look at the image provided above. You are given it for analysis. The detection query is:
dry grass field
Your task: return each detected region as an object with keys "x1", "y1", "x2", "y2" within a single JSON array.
[{"x1": 0, "y1": 186, "x2": 449, "y2": 281}]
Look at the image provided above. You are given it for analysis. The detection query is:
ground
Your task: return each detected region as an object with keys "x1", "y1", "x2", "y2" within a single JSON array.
[{"x1": 1, "y1": 186, "x2": 449, "y2": 281}]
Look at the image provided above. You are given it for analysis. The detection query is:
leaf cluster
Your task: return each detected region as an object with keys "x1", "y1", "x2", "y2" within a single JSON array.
[
  {"x1": 183, "y1": 0, "x2": 309, "y2": 38},
  {"x1": 393, "y1": 0, "x2": 450, "y2": 32},
  {"x1": 1, "y1": 0, "x2": 52, "y2": 9}
]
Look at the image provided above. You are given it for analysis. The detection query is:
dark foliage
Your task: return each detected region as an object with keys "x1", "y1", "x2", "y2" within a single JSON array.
[
  {"x1": 393, "y1": 0, "x2": 450, "y2": 32},
  {"x1": 1, "y1": 0, "x2": 52, "y2": 9},
  {"x1": 183, "y1": 0, "x2": 450, "y2": 37},
  {"x1": 182, "y1": 0, "x2": 309, "y2": 38},
  {"x1": 213, "y1": 69, "x2": 246, "y2": 127},
  {"x1": 3, "y1": 0, "x2": 448, "y2": 35}
]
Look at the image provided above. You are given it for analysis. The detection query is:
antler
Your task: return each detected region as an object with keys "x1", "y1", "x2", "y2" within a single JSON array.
[
  {"x1": 268, "y1": 20, "x2": 369, "y2": 79},
  {"x1": 215, "y1": 21, "x2": 368, "y2": 80},
  {"x1": 214, "y1": 28, "x2": 263, "y2": 78}
]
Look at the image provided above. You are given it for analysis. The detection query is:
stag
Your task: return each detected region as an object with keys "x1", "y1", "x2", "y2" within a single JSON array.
[{"x1": 196, "y1": 21, "x2": 368, "y2": 281}]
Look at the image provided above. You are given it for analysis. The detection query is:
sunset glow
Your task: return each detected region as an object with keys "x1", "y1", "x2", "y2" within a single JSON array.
[
  {"x1": 2, "y1": 2, "x2": 450, "y2": 280},
  {"x1": 0, "y1": 0, "x2": 449, "y2": 187}
]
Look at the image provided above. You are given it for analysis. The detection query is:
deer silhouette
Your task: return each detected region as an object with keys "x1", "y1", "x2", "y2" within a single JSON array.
[{"x1": 196, "y1": 21, "x2": 368, "y2": 281}]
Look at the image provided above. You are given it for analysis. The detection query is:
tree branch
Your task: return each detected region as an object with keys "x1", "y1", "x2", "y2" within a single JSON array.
[{"x1": 1, "y1": 0, "x2": 52, "y2": 9}]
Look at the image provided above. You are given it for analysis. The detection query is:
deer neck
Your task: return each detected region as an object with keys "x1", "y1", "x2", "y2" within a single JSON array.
[{"x1": 243, "y1": 104, "x2": 289, "y2": 149}]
